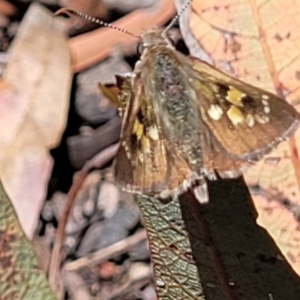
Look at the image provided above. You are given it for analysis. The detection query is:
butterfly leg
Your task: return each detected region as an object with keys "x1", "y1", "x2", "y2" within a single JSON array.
[{"x1": 192, "y1": 175, "x2": 209, "y2": 204}]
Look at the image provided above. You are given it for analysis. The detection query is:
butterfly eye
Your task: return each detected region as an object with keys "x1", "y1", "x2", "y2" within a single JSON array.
[{"x1": 137, "y1": 42, "x2": 144, "y2": 56}]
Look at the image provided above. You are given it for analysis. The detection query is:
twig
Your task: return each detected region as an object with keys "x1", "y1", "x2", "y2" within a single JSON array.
[
  {"x1": 48, "y1": 143, "x2": 119, "y2": 294},
  {"x1": 64, "y1": 229, "x2": 147, "y2": 272}
]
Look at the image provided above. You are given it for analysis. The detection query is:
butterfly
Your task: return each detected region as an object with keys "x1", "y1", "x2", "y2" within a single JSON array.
[
  {"x1": 57, "y1": 3, "x2": 300, "y2": 204},
  {"x1": 110, "y1": 26, "x2": 300, "y2": 203}
]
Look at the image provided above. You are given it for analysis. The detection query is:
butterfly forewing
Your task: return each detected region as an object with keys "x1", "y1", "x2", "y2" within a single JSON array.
[
  {"x1": 114, "y1": 73, "x2": 200, "y2": 198},
  {"x1": 189, "y1": 57, "x2": 300, "y2": 161}
]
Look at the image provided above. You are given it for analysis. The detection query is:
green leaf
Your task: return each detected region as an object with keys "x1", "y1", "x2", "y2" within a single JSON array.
[
  {"x1": 138, "y1": 178, "x2": 300, "y2": 299},
  {"x1": 0, "y1": 181, "x2": 57, "y2": 300}
]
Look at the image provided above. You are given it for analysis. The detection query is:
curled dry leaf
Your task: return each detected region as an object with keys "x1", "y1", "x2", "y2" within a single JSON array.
[
  {"x1": 67, "y1": 0, "x2": 176, "y2": 72},
  {"x1": 0, "y1": 0, "x2": 16, "y2": 16},
  {"x1": 0, "y1": 3, "x2": 71, "y2": 238},
  {"x1": 60, "y1": 0, "x2": 107, "y2": 18},
  {"x1": 177, "y1": 0, "x2": 300, "y2": 274},
  {"x1": 59, "y1": 0, "x2": 107, "y2": 35}
]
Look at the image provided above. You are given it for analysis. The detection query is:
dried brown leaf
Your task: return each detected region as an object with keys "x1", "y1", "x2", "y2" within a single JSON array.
[
  {"x1": 67, "y1": 0, "x2": 176, "y2": 72},
  {"x1": 0, "y1": 0, "x2": 16, "y2": 15},
  {"x1": 177, "y1": 0, "x2": 300, "y2": 275},
  {"x1": 0, "y1": 3, "x2": 71, "y2": 238}
]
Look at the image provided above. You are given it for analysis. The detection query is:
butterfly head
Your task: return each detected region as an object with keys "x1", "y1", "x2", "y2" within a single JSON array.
[
  {"x1": 137, "y1": 29, "x2": 175, "y2": 56},
  {"x1": 138, "y1": 0, "x2": 193, "y2": 51},
  {"x1": 137, "y1": 0, "x2": 194, "y2": 55},
  {"x1": 141, "y1": 28, "x2": 172, "y2": 46}
]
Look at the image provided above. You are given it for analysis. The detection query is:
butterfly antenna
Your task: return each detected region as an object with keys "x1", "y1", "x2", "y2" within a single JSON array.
[
  {"x1": 163, "y1": 0, "x2": 193, "y2": 34},
  {"x1": 55, "y1": 8, "x2": 139, "y2": 38}
]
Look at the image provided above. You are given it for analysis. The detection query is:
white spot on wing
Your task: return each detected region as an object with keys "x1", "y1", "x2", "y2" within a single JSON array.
[
  {"x1": 148, "y1": 126, "x2": 159, "y2": 140},
  {"x1": 262, "y1": 99, "x2": 269, "y2": 106},
  {"x1": 255, "y1": 114, "x2": 269, "y2": 124},
  {"x1": 208, "y1": 104, "x2": 224, "y2": 120},
  {"x1": 246, "y1": 114, "x2": 255, "y2": 127}
]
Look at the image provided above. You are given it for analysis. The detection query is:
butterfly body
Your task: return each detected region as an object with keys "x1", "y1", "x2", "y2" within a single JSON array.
[{"x1": 113, "y1": 29, "x2": 300, "y2": 203}]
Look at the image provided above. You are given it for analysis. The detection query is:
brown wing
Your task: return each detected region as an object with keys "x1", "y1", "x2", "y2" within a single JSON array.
[
  {"x1": 98, "y1": 75, "x2": 132, "y2": 109},
  {"x1": 197, "y1": 128, "x2": 244, "y2": 179},
  {"x1": 114, "y1": 77, "x2": 199, "y2": 198},
  {"x1": 115, "y1": 74, "x2": 133, "y2": 110},
  {"x1": 189, "y1": 57, "x2": 300, "y2": 162}
]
